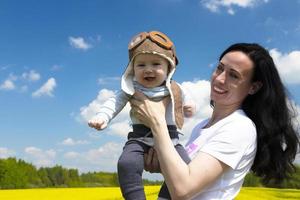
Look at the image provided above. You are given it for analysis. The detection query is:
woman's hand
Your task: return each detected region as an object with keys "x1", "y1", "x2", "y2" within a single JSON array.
[
  {"x1": 144, "y1": 148, "x2": 161, "y2": 173},
  {"x1": 130, "y1": 91, "x2": 170, "y2": 128}
]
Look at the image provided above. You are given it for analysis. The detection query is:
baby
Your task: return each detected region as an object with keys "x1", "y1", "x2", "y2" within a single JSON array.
[{"x1": 88, "y1": 31, "x2": 195, "y2": 199}]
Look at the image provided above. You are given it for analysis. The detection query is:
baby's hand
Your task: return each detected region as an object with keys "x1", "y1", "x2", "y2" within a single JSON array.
[
  {"x1": 88, "y1": 117, "x2": 107, "y2": 131},
  {"x1": 183, "y1": 105, "x2": 195, "y2": 118}
]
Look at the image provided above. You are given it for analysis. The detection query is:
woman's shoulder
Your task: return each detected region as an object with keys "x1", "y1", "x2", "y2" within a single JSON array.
[
  {"x1": 211, "y1": 110, "x2": 257, "y2": 145},
  {"x1": 222, "y1": 109, "x2": 255, "y2": 129},
  {"x1": 219, "y1": 109, "x2": 257, "y2": 143}
]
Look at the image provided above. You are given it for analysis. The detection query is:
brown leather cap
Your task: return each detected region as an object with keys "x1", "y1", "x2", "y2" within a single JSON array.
[{"x1": 129, "y1": 38, "x2": 178, "y2": 67}]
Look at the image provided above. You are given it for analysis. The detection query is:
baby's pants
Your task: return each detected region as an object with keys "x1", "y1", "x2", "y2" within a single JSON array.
[{"x1": 117, "y1": 124, "x2": 191, "y2": 200}]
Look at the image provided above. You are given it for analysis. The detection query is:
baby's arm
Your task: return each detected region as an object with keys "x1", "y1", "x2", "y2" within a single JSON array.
[
  {"x1": 180, "y1": 85, "x2": 196, "y2": 118},
  {"x1": 88, "y1": 90, "x2": 130, "y2": 131}
]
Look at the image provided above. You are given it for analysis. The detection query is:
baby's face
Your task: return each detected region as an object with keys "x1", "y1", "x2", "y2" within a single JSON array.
[{"x1": 133, "y1": 53, "x2": 169, "y2": 88}]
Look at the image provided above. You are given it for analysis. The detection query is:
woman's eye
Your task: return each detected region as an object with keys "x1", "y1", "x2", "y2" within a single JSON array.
[
  {"x1": 216, "y1": 64, "x2": 223, "y2": 72},
  {"x1": 230, "y1": 72, "x2": 239, "y2": 79}
]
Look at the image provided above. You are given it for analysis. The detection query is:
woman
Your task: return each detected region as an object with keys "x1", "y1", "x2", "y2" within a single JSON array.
[{"x1": 130, "y1": 43, "x2": 299, "y2": 200}]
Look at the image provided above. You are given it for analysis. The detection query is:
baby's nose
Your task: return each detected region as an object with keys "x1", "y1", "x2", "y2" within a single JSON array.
[{"x1": 144, "y1": 67, "x2": 153, "y2": 73}]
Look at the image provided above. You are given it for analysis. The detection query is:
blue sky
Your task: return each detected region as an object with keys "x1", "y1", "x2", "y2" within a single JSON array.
[{"x1": 0, "y1": 0, "x2": 300, "y2": 180}]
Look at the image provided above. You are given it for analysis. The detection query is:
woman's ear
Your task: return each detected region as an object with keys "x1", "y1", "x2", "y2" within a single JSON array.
[{"x1": 249, "y1": 81, "x2": 263, "y2": 95}]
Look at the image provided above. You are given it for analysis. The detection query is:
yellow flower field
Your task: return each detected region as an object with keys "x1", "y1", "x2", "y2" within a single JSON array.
[{"x1": 0, "y1": 186, "x2": 299, "y2": 200}]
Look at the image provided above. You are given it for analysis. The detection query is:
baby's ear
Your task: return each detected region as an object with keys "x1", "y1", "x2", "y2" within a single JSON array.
[{"x1": 168, "y1": 64, "x2": 172, "y2": 73}]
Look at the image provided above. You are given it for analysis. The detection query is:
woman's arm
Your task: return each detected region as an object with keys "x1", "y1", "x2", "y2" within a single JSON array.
[
  {"x1": 144, "y1": 148, "x2": 161, "y2": 173},
  {"x1": 131, "y1": 92, "x2": 229, "y2": 200},
  {"x1": 152, "y1": 123, "x2": 229, "y2": 199}
]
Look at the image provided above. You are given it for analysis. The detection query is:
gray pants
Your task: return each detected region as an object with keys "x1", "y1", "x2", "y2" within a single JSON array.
[{"x1": 117, "y1": 125, "x2": 191, "y2": 200}]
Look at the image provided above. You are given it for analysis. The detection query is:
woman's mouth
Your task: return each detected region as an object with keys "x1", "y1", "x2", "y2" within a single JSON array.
[{"x1": 213, "y1": 86, "x2": 227, "y2": 94}]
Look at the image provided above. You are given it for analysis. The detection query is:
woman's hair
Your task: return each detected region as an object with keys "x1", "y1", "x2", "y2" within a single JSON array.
[{"x1": 219, "y1": 43, "x2": 299, "y2": 184}]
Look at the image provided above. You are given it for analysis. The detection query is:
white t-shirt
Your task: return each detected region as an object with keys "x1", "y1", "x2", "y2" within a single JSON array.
[{"x1": 185, "y1": 109, "x2": 257, "y2": 200}]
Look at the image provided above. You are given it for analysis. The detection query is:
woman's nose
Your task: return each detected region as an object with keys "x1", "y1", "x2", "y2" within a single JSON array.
[{"x1": 215, "y1": 71, "x2": 226, "y2": 84}]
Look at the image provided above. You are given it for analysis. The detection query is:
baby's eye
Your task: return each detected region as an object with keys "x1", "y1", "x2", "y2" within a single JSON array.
[
  {"x1": 153, "y1": 62, "x2": 161, "y2": 66},
  {"x1": 137, "y1": 64, "x2": 145, "y2": 67}
]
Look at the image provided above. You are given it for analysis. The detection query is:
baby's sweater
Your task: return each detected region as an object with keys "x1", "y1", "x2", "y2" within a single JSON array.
[{"x1": 96, "y1": 81, "x2": 192, "y2": 127}]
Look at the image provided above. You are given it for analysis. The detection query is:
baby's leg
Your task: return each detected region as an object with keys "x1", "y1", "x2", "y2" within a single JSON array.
[
  {"x1": 117, "y1": 140, "x2": 149, "y2": 200},
  {"x1": 158, "y1": 144, "x2": 191, "y2": 199}
]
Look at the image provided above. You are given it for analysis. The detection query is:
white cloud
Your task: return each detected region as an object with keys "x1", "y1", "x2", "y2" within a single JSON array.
[
  {"x1": 61, "y1": 138, "x2": 89, "y2": 146},
  {"x1": 294, "y1": 102, "x2": 300, "y2": 165},
  {"x1": 24, "y1": 146, "x2": 56, "y2": 167},
  {"x1": 0, "y1": 65, "x2": 11, "y2": 71},
  {"x1": 0, "y1": 147, "x2": 16, "y2": 158},
  {"x1": 0, "y1": 70, "x2": 41, "y2": 92},
  {"x1": 180, "y1": 80, "x2": 213, "y2": 142},
  {"x1": 58, "y1": 142, "x2": 123, "y2": 173},
  {"x1": 109, "y1": 119, "x2": 132, "y2": 137},
  {"x1": 96, "y1": 35, "x2": 101, "y2": 42},
  {"x1": 51, "y1": 65, "x2": 63, "y2": 71},
  {"x1": 79, "y1": 88, "x2": 132, "y2": 137},
  {"x1": 22, "y1": 70, "x2": 40, "y2": 82},
  {"x1": 227, "y1": 7, "x2": 235, "y2": 15},
  {"x1": 290, "y1": 100, "x2": 300, "y2": 133},
  {"x1": 64, "y1": 151, "x2": 80, "y2": 159},
  {"x1": 80, "y1": 89, "x2": 116, "y2": 122},
  {"x1": 0, "y1": 74, "x2": 17, "y2": 91},
  {"x1": 201, "y1": 0, "x2": 269, "y2": 14},
  {"x1": 88, "y1": 35, "x2": 102, "y2": 43},
  {"x1": 0, "y1": 79, "x2": 15, "y2": 90},
  {"x1": 270, "y1": 49, "x2": 300, "y2": 84},
  {"x1": 85, "y1": 142, "x2": 122, "y2": 165},
  {"x1": 20, "y1": 85, "x2": 28, "y2": 92},
  {"x1": 32, "y1": 77, "x2": 57, "y2": 97},
  {"x1": 69, "y1": 36, "x2": 92, "y2": 50},
  {"x1": 98, "y1": 77, "x2": 121, "y2": 85}
]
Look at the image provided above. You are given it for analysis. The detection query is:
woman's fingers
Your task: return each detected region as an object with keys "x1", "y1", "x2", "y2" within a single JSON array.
[
  {"x1": 144, "y1": 149, "x2": 152, "y2": 172},
  {"x1": 144, "y1": 148, "x2": 160, "y2": 173},
  {"x1": 130, "y1": 98, "x2": 141, "y2": 109},
  {"x1": 151, "y1": 149, "x2": 160, "y2": 173},
  {"x1": 133, "y1": 91, "x2": 147, "y2": 101},
  {"x1": 145, "y1": 148, "x2": 155, "y2": 172}
]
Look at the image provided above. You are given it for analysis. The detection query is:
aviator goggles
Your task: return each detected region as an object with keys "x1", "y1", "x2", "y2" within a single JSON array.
[{"x1": 128, "y1": 31, "x2": 174, "y2": 51}]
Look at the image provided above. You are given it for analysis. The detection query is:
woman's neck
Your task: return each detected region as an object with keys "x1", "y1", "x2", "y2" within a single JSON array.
[{"x1": 206, "y1": 104, "x2": 240, "y2": 128}]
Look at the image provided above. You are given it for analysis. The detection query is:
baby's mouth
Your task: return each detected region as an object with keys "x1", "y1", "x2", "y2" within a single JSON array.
[{"x1": 144, "y1": 77, "x2": 155, "y2": 81}]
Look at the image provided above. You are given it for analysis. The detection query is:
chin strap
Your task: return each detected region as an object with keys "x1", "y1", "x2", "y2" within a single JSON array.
[{"x1": 171, "y1": 80, "x2": 184, "y2": 129}]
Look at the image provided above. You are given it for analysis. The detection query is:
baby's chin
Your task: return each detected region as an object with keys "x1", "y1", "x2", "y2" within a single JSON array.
[{"x1": 140, "y1": 82, "x2": 164, "y2": 88}]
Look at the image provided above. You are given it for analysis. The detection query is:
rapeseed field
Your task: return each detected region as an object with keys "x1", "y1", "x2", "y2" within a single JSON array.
[{"x1": 0, "y1": 186, "x2": 299, "y2": 200}]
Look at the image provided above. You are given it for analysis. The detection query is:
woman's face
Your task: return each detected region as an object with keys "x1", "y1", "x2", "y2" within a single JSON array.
[{"x1": 210, "y1": 51, "x2": 257, "y2": 108}]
